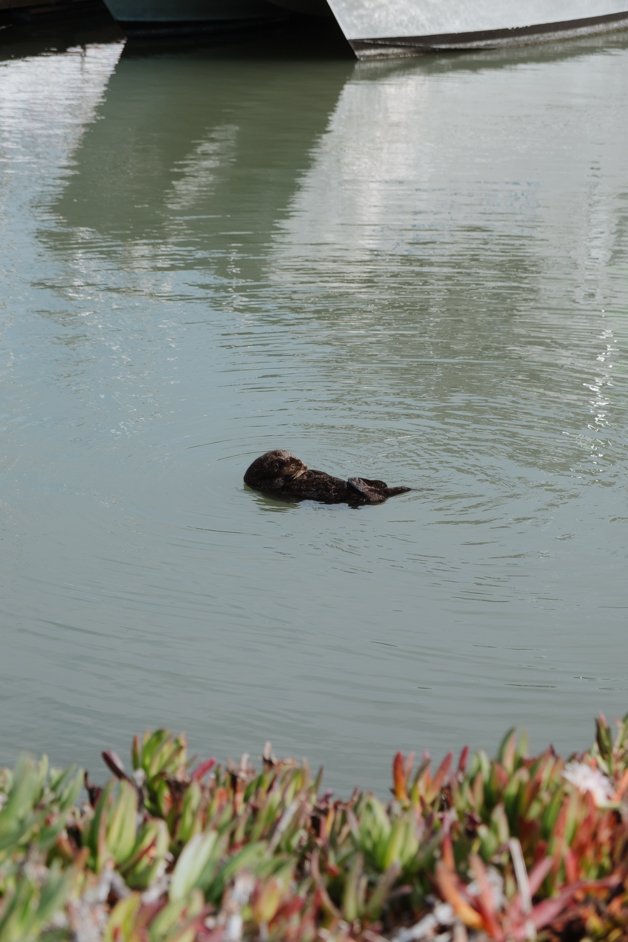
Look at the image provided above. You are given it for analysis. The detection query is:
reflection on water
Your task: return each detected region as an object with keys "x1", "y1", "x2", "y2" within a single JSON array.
[
  {"x1": 269, "y1": 45, "x2": 628, "y2": 483},
  {"x1": 1, "y1": 32, "x2": 627, "y2": 791}
]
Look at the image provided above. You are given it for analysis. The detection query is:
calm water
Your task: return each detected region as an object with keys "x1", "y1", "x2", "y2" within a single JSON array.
[{"x1": 1, "y1": 26, "x2": 627, "y2": 792}]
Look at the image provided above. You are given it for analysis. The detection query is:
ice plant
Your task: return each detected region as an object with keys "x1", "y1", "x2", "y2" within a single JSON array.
[
  {"x1": 563, "y1": 761, "x2": 614, "y2": 807},
  {"x1": 0, "y1": 714, "x2": 625, "y2": 941}
]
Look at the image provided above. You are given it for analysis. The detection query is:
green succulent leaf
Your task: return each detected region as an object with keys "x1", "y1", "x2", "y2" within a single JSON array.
[{"x1": 169, "y1": 830, "x2": 223, "y2": 902}]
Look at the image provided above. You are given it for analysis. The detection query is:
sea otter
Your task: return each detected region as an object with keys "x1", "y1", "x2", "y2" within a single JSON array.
[{"x1": 244, "y1": 450, "x2": 411, "y2": 506}]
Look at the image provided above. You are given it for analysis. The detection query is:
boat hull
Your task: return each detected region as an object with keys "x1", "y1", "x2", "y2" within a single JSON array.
[
  {"x1": 101, "y1": 0, "x2": 284, "y2": 32},
  {"x1": 324, "y1": 1, "x2": 628, "y2": 58},
  {"x1": 267, "y1": 0, "x2": 331, "y2": 15}
]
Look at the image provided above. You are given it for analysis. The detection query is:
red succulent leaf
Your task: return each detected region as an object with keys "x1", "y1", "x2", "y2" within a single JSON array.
[
  {"x1": 527, "y1": 857, "x2": 554, "y2": 897},
  {"x1": 458, "y1": 745, "x2": 469, "y2": 776},
  {"x1": 392, "y1": 752, "x2": 409, "y2": 802},
  {"x1": 614, "y1": 767, "x2": 628, "y2": 801},
  {"x1": 270, "y1": 895, "x2": 306, "y2": 925},
  {"x1": 564, "y1": 848, "x2": 580, "y2": 884},
  {"x1": 441, "y1": 832, "x2": 455, "y2": 870},
  {"x1": 430, "y1": 753, "x2": 453, "y2": 800},
  {"x1": 102, "y1": 750, "x2": 132, "y2": 782},
  {"x1": 191, "y1": 758, "x2": 216, "y2": 781},
  {"x1": 435, "y1": 860, "x2": 484, "y2": 931},
  {"x1": 469, "y1": 855, "x2": 502, "y2": 939},
  {"x1": 527, "y1": 886, "x2": 579, "y2": 932}
]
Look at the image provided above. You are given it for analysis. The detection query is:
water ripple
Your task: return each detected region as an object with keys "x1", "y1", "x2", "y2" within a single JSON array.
[{"x1": 1, "y1": 35, "x2": 627, "y2": 789}]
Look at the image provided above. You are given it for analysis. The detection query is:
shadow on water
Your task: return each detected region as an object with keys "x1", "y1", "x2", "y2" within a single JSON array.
[
  {"x1": 0, "y1": 1, "x2": 121, "y2": 59},
  {"x1": 120, "y1": 14, "x2": 348, "y2": 59},
  {"x1": 46, "y1": 35, "x2": 354, "y2": 267},
  {"x1": 0, "y1": 10, "x2": 347, "y2": 81}
]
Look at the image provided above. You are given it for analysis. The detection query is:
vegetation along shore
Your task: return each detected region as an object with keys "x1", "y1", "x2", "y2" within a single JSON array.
[{"x1": 0, "y1": 716, "x2": 626, "y2": 942}]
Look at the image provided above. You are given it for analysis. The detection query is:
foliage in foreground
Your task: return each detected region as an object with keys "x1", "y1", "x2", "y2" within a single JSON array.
[{"x1": 0, "y1": 716, "x2": 626, "y2": 942}]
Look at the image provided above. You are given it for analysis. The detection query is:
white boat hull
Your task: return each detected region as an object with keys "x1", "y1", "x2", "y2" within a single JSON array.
[{"x1": 324, "y1": 0, "x2": 628, "y2": 58}]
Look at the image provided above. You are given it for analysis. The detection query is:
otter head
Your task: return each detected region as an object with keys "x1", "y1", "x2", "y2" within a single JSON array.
[{"x1": 244, "y1": 450, "x2": 308, "y2": 490}]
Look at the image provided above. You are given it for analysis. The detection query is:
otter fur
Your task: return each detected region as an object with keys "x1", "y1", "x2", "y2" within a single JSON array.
[{"x1": 244, "y1": 449, "x2": 411, "y2": 506}]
